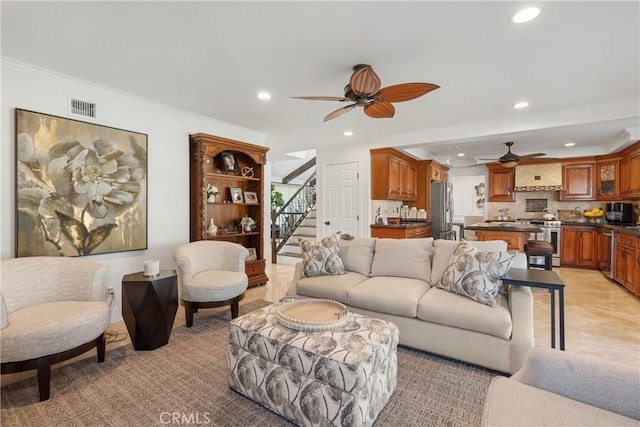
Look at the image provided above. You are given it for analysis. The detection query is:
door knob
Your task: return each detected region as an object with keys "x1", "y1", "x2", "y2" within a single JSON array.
[{"x1": 324, "y1": 221, "x2": 330, "y2": 225}]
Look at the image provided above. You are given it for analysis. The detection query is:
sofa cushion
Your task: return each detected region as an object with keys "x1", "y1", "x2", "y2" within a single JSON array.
[
  {"x1": 430, "y1": 239, "x2": 508, "y2": 285},
  {"x1": 296, "y1": 272, "x2": 369, "y2": 304},
  {"x1": 417, "y1": 287, "x2": 512, "y2": 339},
  {"x1": 0, "y1": 301, "x2": 110, "y2": 363},
  {"x1": 371, "y1": 238, "x2": 434, "y2": 281},
  {"x1": 482, "y1": 377, "x2": 638, "y2": 426},
  {"x1": 437, "y1": 242, "x2": 516, "y2": 307},
  {"x1": 299, "y1": 234, "x2": 346, "y2": 277},
  {"x1": 340, "y1": 237, "x2": 376, "y2": 276},
  {"x1": 348, "y1": 276, "x2": 430, "y2": 318}
]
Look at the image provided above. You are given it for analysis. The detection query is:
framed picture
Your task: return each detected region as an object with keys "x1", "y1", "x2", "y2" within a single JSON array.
[
  {"x1": 247, "y1": 247, "x2": 257, "y2": 260},
  {"x1": 230, "y1": 187, "x2": 244, "y2": 203},
  {"x1": 15, "y1": 109, "x2": 148, "y2": 257},
  {"x1": 243, "y1": 191, "x2": 258, "y2": 204},
  {"x1": 221, "y1": 151, "x2": 237, "y2": 173}
]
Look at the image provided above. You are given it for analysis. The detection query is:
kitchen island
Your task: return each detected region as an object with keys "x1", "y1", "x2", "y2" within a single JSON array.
[
  {"x1": 464, "y1": 223, "x2": 542, "y2": 252},
  {"x1": 370, "y1": 221, "x2": 432, "y2": 239}
]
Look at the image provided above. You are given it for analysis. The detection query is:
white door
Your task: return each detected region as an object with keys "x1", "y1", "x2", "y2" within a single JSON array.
[{"x1": 325, "y1": 162, "x2": 359, "y2": 236}]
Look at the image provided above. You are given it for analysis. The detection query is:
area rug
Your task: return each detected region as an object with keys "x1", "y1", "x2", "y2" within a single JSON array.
[{"x1": 1, "y1": 300, "x2": 504, "y2": 426}]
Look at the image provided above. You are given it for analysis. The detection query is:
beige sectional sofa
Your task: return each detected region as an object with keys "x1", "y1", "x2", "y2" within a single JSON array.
[{"x1": 287, "y1": 237, "x2": 535, "y2": 374}]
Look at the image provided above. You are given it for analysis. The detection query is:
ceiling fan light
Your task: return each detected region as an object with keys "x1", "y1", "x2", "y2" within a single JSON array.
[{"x1": 502, "y1": 160, "x2": 518, "y2": 168}]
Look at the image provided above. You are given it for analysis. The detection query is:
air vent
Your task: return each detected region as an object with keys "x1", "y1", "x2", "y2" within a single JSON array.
[{"x1": 69, "y1": 98, "x2": 96, "y2": 118}]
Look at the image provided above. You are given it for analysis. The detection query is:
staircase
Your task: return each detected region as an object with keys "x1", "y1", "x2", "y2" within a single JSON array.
[
  {"x1": 271, "y1": 171, "x2": 316, "y2": 264},
  {"x1": 277, "y1": 209, "x2": 317, "y2": 264}
]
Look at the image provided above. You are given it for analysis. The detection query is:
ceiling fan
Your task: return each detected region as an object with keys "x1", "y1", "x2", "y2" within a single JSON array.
[
  {"x1": 480, "y1": 142, "x2": 546, "y2": 168},
  {"x1": 292, "y1": 64, "x2": 439, "y2": 122}
]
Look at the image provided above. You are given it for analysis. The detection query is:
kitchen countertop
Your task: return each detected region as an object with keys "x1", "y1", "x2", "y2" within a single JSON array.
[
  {"x1": 370, "y1": 221, "x2": 431, "y2": 229},
  {"x1": 464, "y1": 223, "x2": 542, "y2": 233}
]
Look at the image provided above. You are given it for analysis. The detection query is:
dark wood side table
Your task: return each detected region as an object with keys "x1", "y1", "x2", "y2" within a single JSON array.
[
  {"x1": 503, "y1": 268, "x2": 565, "y2": 350},
  {"x1": 122, "y1": 270, "x2": 178, "y2": 351}
]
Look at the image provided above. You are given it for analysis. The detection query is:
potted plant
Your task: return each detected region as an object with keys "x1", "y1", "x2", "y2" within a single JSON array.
[
  {"x1": 240, "y1": 216, "x2": 256, "y2": 232},
  {"x1": 270, "y1": 183, "x2": 285, "y2": 212},
  {"x1": 207, "y1": 184, "x2": 219, "y2": 203}
]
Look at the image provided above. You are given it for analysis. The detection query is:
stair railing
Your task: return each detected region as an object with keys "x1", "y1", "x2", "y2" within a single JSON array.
[{"x1": 271, "y1": 172, "x2": 316, "y2": 263}]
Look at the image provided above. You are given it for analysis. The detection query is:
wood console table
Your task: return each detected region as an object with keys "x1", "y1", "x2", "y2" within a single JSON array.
[{"x1": 503, "y1": 268, "x2": 565, "y2": 350}]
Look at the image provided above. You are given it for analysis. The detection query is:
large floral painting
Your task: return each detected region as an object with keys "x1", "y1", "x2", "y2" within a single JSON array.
[{"x1": 15, "y1": 109, "x2": 147, "y2": 257}]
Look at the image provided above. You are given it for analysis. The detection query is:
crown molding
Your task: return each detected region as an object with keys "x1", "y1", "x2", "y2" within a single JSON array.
[{"x1": 1, "y1": 56, "x2": 269, "y2": 145}]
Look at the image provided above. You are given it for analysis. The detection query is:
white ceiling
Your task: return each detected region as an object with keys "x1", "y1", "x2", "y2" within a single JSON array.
[{"x1": 2, "y1": 1, "x2": 639, "y2": 167}]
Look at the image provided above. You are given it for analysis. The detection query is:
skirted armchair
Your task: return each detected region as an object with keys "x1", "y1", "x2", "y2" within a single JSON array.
[{"x1": 1, "y1": 257, "x2": 111, "y2": 401}]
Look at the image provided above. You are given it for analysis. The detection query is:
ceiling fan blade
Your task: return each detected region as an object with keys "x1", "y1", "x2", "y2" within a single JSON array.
[
  {"x1": 479, "y1": 158, "x2": 499, "y2": 161},
  {"x1": 291, "y1": 96, "x2": 348, "y2": 101},
  {"x1": 364, "y1": 102, "x2": 395, "y2": 119},
  {"x1": 377, "y1": 83, "x2": 440, "y2": 103},
  {"x1": 350, "y1": 65, "x2": 381, "y2": 96},
  {"x1": 323, "y1": 104, "x2": 357, "y2": 122},
  {"x1": 520, "y1": 153, "x2": 546, "y2": 159}
]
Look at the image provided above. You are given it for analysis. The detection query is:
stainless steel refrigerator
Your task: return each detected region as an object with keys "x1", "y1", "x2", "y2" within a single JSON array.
[{"x1": 431, "y1": 181, "x2": 455, "y2": 240}]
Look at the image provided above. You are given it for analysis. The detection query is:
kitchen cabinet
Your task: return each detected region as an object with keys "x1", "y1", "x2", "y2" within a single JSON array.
[
  {"x1": 560, "y1": 162, "x2": 595, "y2": 201},
  {"x1": 474, "y1": 230, "x2": 529, "y2": 252},
  {"x1": 619, "y1": 145, "x2": 640, "y2": 198},
  {"x1": 487, "y1": 164, "x2": 515, "y2": 202},
  {"x1": 614, "y1": 231, "x2": 639, "y2": 296},
  {"x1": 560, "y1": 225, "x2": 598, "y2": 268},
  {"x1": 595, "y1": 160, "x2": 619, "y2": 200},
  {"x1": 189, "y1": 133, "x2": 269, "y2": 287},
  {"x1": 370, "y1": 224, "x2": 432, "y2": 239},
  {"x1": 596, "y1": 228, "x2": 612, "y2": 274},
  {"x1": 371, "y1": 148, "x2": 418, "y2": 201}
]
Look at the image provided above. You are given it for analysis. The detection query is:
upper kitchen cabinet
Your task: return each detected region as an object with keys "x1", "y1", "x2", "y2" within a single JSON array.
[
  {"x1": 560, "y1": 161, "x2": 595, "y2": 201},
  {"x1": 487, "y1": 164, "x2": 515, "y2": 202},
  {"x1": 619, "y1": 142, "x2": 640, "y2": 199},
  {"x1": 371, "y1": 148, "x2": 418, "y2": 201},
  {"x1": 595, "y1": 159, "x2": 620, "y2": 200}
]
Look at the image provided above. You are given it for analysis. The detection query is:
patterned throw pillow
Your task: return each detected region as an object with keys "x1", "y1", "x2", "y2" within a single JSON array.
[
  {"x1": 437, "y1": 242, "x2": 516, "y2": 307},
  {"x1": 299, "y1": 234, "x2": 346, "y2": 277}
]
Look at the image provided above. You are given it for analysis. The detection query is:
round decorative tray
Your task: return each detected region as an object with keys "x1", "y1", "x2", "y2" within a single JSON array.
[{"x1": 276, "y1": 298, "x2": 349, "y2": 332}]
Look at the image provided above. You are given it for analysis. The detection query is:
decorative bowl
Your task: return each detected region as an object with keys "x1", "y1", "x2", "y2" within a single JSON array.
[{"x1": 276, "y1": 298, "x2": 349, "y2": 332}]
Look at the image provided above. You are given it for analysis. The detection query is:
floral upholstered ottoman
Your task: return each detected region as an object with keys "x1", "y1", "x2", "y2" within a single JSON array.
[{"x1": 228, "y1": 304, "x2": 399, "y2": 426}]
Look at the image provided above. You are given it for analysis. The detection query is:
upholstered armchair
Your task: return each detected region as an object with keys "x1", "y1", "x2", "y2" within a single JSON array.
[
  {"x1": 173, "y1": 241, "x2": 249, "y2": 327},
  {"x1": 0, "y1": 257, "x2": 111, "y2": 401}
]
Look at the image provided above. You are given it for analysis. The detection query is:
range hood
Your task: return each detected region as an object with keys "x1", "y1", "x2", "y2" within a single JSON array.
[{"x1": 514, "y1": 163, "x2": 563, "y2": 191}]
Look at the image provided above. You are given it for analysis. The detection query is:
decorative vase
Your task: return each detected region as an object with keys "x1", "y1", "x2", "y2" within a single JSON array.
[
  {"x1": 243, "y1": 225, "x2": 252, "y2": 233},
  {"x1": 207, "y1": 194, "x2": 217, "y2": 203},
  {"x1": 207, "y1": 218, "x2": 218, "y2": 236}
]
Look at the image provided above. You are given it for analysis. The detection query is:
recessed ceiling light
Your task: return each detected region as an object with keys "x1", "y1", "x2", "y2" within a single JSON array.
[
  {"x1": 513, "y1": 101, "x2": 529, "y2": 109},
  {"x1": 564, "y1": 142, "x2": 576, "y2": 147},
  {"x1": 457, "y1": 153, "x2": 465, "y2": 157},
  {"x1": 343, "y1": 131, "x2": 353, "y2": 136},
  {"x1": 512, "y1": 7, "x2": 541, "y2": 24},
  {"x1": 257, "y1": 92, "x2": 271, "y2": 100}
]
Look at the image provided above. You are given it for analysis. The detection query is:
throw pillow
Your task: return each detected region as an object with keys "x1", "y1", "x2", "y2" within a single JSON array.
[
  {"x1": 0, "y1": 294, "x2": 8, "y2": 329},
  {"x1": 437, "y1": 242, "x2": 515, "y2": 307},
  {"x1": 430, "y1": 239, "x2": 508, "y2": 285},
  {"x1": 299, "y1": 234, "x2": 346, "y2": 277}
]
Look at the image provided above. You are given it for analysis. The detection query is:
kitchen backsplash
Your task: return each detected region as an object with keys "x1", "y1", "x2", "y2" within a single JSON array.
[
  {"x1": 371, "y1": 200, "x2": 403, "y2": 223},
  {"x1": 487, "y1": 190, "x2": 639, "y2": 222}
]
